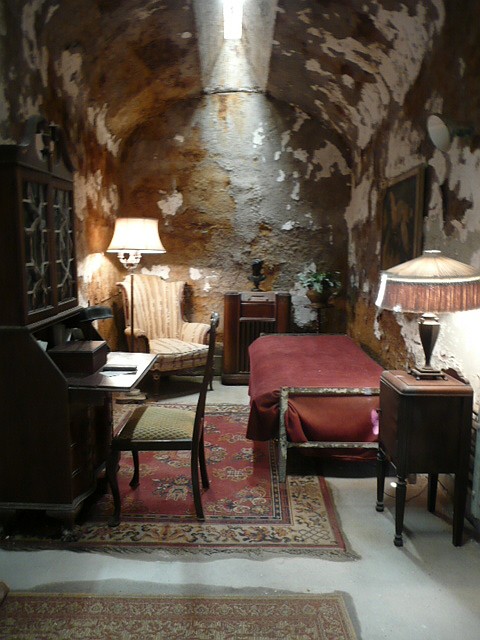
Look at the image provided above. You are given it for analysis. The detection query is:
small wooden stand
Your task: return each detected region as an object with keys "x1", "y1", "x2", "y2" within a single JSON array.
[
  {"x1": 376, "y1": 370, "x2": 473, "y2": 547},
  {"x1": 308, "y1": 302, "x2": 333, "y2": 333}
]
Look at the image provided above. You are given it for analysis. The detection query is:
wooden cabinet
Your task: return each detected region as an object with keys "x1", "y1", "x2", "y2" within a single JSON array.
[
  {"x1": 0, "y1": 119, "x2": 104, "y2": 529},
  {"x1": 0, "y1": 116, "x2": 78, "y2": 327},
  {"x1": 376, "y1": 370, "x2": 473, "y2": 547},
  {"x1": 222, "y1": 291, "x2": 291, "y2": 384},
  {"x1": 0, "y1": 120, "x2": 157, "y2": 531}
]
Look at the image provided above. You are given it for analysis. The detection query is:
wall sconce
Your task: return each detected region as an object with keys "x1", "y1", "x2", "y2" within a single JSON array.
[
  {"x1": 376, "y1": 250, "x2": 480, "y2": 379},
  {"x1": 427, "y1": 114, "x2": 473, "y2": 152},
  {"x1": 107, "y1": 217, "x2": 165, "y2": 351}
]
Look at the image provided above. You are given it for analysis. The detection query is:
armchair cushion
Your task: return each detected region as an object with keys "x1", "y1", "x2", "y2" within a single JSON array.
[{"x1": 149, "y1": 338, "x2": 209, "y2": 372}]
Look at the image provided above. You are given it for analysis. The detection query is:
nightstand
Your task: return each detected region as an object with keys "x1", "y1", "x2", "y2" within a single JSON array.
[{"x1": 376, "y1": 370, "x2": 473, "y2": 547}]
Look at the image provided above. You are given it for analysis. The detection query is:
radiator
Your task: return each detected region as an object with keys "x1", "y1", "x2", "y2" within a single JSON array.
[{"x1": 238, "y1": 318, "x2": 276, "y2": 372}]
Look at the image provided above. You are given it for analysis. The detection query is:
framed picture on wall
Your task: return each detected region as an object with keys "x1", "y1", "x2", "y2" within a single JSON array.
[{"x1": 380, "y1": 165, "x2": 425, "y2": 270}]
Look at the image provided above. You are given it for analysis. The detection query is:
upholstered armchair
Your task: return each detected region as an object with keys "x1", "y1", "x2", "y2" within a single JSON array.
[{"x1": 117, "y1": 275, "x2": 211, "y2": 381}]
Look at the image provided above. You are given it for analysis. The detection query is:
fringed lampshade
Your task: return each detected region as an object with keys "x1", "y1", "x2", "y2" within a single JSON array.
[{"x1": 376, "y1": 250, "x2": 480, "y2": 378}]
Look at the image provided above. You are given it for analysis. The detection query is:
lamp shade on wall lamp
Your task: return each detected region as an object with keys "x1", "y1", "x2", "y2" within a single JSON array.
[
  {"x1": 376, "y1": 250, "x2": 480, "y2": 378},
  {"x1": 427, "y1": 114, "x2": 474, "y2": 152}
]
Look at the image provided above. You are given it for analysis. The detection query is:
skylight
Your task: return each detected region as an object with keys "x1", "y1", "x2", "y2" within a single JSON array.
[{"x1": 223, "y1": 0, "x2": 244, "y2": 40}]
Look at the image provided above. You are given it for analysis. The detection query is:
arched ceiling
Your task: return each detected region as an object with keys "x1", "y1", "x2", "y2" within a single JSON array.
[
  {"x1": 267, "y1": 0, "x2": 443, "y2": 150},
  {"x1": 5, "y1": 0, "x2": 444, "y2": 154}
]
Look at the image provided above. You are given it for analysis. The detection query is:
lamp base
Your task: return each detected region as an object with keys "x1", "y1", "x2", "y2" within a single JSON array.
[
  {"x1": 412, "y1": 312, "x2": 444, "y2": 380},
  {"x1": 409, "y1": 366, "x2": 445, "y2": 380}
]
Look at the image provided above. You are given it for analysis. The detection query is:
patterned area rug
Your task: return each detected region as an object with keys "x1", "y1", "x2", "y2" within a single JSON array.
[
  {"x1": 0, "y1": 592, "x2": 358, "y2": 640},
  {"x1": 0, "y1": 405, "x2": 356, "y2": 559}
]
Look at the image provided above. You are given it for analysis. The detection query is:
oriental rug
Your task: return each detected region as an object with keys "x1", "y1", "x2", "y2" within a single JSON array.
[
  {"x1": 0, "y1": 592, "x2": 358, "y2": 640},
  {"x1": 0, "y1": 405, "x2": 356, "y2": 559}
]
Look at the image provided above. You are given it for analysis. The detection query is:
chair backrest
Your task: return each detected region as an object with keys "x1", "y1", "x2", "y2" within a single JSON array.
[
  {"x1": 119, "y1": 275, "x2": 185, "y2": 339},
  {"x1": 193, "y1": 312, "x2": 219, "y2": 444}
]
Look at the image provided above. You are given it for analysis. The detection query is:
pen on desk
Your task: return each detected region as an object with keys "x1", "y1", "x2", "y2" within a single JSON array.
[{"x1": 102, "y1": 364, "x2": 138, "y2": 372}]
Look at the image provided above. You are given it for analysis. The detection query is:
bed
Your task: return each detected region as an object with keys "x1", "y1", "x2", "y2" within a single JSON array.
[{"x1": 246, "y1": 334, "x2": 383, "y2": 481}]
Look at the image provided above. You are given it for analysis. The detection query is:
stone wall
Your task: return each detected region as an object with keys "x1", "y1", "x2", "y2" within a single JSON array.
[{"x1": 116, "y1": 92, "x2": 350, "y2": 340}]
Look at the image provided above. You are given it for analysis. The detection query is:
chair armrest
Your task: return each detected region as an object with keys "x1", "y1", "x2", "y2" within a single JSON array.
[
  {"x1": 124, "y1": 328, "x2": 149, "y2": 353},
  {"x1": 181, "y1": 322, "x2": 211, "y2": 345}
]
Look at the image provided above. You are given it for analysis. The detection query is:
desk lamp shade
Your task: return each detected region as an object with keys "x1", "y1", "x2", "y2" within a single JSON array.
[{"x1": 376, "y1": 250, "x2": 480, "y2": 378}]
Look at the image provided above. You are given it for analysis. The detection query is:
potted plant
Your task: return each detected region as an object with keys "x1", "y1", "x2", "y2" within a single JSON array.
[{"x1": 298, "y1": 268, "x2": 341, "y2": 304}]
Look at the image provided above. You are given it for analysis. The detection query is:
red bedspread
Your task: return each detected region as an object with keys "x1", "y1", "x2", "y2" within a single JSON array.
[{"x1": 247, "y1": 334, "x2": 383, "y2": 445}]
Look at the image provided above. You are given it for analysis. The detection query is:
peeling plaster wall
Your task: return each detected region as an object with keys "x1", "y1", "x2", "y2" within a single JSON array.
[
  {"x1": 118, "y1": 92, "x2": 351, "y2": 336},
  {"x1": 0, "y1": 0, "x2": 353, "y2": 350},
  {"x1": 269, "y1": 0, "x2": 444, "y2": 151},
  {"x1": 192, "y1": 0, "x2": 223, "y2": 88},
  {"x1": 243, "y1": 0, "x2": 278, "y2": 90}
]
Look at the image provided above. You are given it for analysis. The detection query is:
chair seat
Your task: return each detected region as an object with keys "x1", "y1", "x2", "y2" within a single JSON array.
[
  {"x1": 149, "y1": 338, "x2": 209, "y2": 372},
  {"x1": 116, "y1": 405, "x2": 196, "y2": 443}
]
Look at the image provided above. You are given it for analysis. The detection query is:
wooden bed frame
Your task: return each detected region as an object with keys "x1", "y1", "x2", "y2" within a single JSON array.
[
  {"x1": 278, "y1": 386, "x2": 379, "y2": 482},
  {"x1": 246, "y1": 334, "x2": 383, "y2": 482}
]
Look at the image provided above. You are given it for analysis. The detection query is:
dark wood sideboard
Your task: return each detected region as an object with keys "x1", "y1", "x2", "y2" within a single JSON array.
[{"x1": 222, "y1": 291, "x2": 291, "y2": 384}]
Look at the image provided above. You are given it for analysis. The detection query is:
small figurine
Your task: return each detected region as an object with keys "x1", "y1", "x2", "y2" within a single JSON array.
[{"x1": 248, "y1": 259, "x2": 266, "y2": 291}]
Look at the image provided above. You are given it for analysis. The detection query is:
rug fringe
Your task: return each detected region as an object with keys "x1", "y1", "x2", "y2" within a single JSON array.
[{"x1": 0, "y1": 541, "x2": 359, "y2": 561}]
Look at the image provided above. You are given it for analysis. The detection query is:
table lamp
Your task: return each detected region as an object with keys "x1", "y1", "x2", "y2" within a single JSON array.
[
  {"x1": 107, "y1": 217, "x2": 165, "y2": 351},
  {"x1": 376, "y1": 249, "x2": 480, "y2": 379}
]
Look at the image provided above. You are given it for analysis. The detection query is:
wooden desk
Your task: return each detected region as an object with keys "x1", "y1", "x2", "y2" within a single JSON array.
[
  {"x1": 376, "y1": 370, "x2": 473, "y2": 547},
  {"x1": 67, "y1": 352, "x2": 156, "y2": 391},
  {"x1": 0, "y1": 324, "x2": 156, "y2": 529}
]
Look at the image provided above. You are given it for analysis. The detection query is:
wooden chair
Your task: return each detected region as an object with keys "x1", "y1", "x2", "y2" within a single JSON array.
[{"x1": 106, "y1": 312, "x2": 219, "y2": 527}]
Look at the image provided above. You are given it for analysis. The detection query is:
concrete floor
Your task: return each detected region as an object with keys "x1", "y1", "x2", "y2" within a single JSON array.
[{"x1": 1, "y1": 377, "x2": 480, "y2": 639}]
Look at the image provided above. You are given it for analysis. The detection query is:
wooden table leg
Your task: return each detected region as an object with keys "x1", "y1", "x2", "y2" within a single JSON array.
[
  {"x1": 453, "y1": 471, "x2": 467, "y2": 546},
  {"x1": 427, "y1": 473, "x2": 438, "y2": 513},
  {"x1": 394, "y1": 475, "x2": 407, "y2": 547},
  {"x1": 376, "y1": 448, "x2": 387, "y2": 512},
  {"x1": 106, "y1": 449, "x2": 122, "y2": 527}
]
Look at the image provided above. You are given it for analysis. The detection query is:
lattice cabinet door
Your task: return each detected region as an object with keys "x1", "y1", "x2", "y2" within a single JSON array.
[
  {"x1": 0, "y1": 117, "x2": 78, "y2": 326},
  {"x1": 52, "y1": 180, "x2": 76, "y2": 307},
  {"x1": 23, "y1": 176, "x2": 52, "y2": 315}
]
